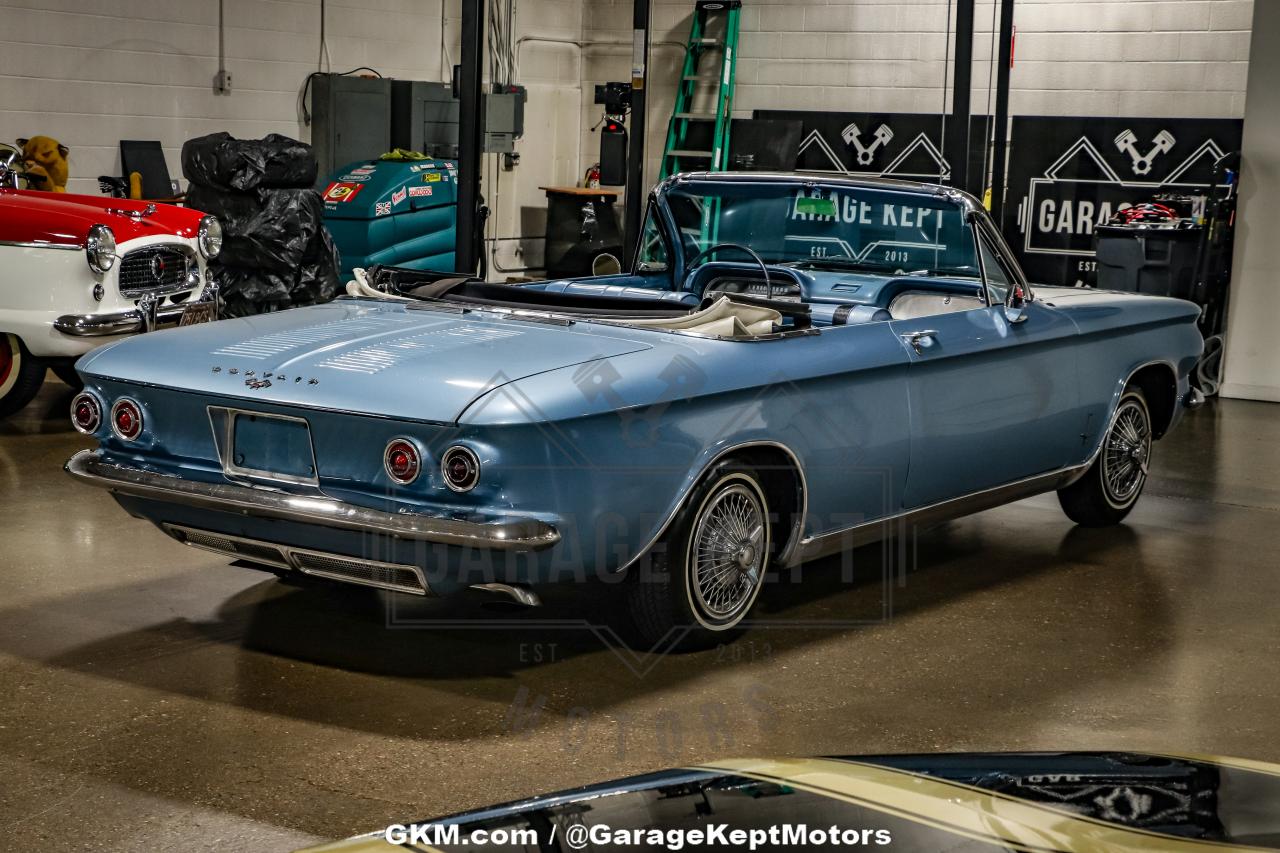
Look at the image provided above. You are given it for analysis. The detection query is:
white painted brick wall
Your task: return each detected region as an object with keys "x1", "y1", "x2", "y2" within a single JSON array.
[
  {"x1": 0, "y1": 0, "x2": 584, "y2": 273},
  {"x1": 582, "y1": 0, "x2": 1254, "y2": 189},
  {"x1": 0, "y1": 0, "x2": 1253, "y2": 261},
  {"x1": 0, "y1": 0, "x2": 454, "y2": 194}
]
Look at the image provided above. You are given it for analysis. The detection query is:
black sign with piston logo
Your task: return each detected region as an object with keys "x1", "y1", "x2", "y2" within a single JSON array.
[
  {"x1": 1001, "y1": 115, "x2": 1242, "y2": 287},
  {"x1": 753, "y1": 110, "x2": 992, "y2": 189}
]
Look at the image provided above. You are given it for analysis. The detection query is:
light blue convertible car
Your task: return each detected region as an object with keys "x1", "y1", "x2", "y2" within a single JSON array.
[{"x1": 66, "y1": 172, "x2": 1204, "y2": 646}]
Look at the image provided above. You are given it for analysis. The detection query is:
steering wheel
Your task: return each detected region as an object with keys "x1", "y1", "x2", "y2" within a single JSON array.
[{"x1": 683, "y1": 242, "x2": 774, "y2": 300}]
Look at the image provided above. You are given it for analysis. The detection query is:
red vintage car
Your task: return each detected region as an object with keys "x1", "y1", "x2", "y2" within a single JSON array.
[{"x1": 0, "y1": 142, "x2": 221, "y2": 417}]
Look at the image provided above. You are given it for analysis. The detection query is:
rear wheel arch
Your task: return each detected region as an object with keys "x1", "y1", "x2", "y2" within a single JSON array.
[
  {"x1": 1127, "y1": 362, "x2": 1177, "y2": 439},
  {"x1": 621, "y1": 440, "x2": 808, "y2": 576},
  {"x1": 717, "y1": 443, "x2": 806, "y2": 563},
  {"x1": 621, "y1": 445, "x2": 804, "y2": 647}
]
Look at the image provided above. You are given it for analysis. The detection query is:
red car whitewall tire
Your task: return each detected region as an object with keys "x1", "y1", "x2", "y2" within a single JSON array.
[
  {"x1": 0, "y1": 333, "x2": 15, "y2": 398},
  {"x1": 0, "y1": 333, "x2": 46, "y2": 418}
]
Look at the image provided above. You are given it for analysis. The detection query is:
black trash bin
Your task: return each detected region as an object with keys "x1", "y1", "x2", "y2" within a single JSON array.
[
  {"x1": 541, "y1": 187, "x2": 623, "y2": 279},
  {"x1": 1094, "y1": 225, "x2": 1202, "y2": 301}
]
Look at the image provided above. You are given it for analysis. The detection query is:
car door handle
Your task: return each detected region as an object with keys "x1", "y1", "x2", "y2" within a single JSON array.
[{"x1": 900, "y1": 330, "x2": 939, "y2": 354}]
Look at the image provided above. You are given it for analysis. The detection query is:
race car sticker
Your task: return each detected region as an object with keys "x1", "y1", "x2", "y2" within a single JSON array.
[
  {"x1": 408, "y1": 185, "x2": 433, "y2": 197},
  {"x1": 339, "y1": 174, "x2": 371, "y2": 182},
  {"x1": 375, "y1": 201, "x2": 392, "y2": 216},
  {"x1": 423, "y1": 172, "x2": 442, "y2": 183},
  {"x1": 323, "y1": 182, "x2": 364, "y2": 203},
  {"x1": 391, "y1": 187, "x2": 407, "y2": 206}
]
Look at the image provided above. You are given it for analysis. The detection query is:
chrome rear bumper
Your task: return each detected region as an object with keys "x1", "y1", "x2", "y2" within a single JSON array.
[
  {"x1": 1184, "y1": 387, "x2": 1206, "y2": 410},
  {"x1": 64, "y1": 450, "x2": 561, "y2": 552}
]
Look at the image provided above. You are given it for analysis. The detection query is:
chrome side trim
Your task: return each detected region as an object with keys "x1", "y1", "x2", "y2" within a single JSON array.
[
  {"x1": 162, "y1": 523, "x2": 431, "y2": 596},
  {"x1": 615, "y1": 439, "x2": 809, "y2": 574},
  {"x1": 590, "y1": 316, "x2": 821, "y2": 342},
  {"x1": 65, "y1": 450, "x2": 561, "y2": 552},
  {"x1": 792, "y1": 463, "x2": 1090, "y2": 564},
  {"x1": 396, "y1": 297, "x2": 820, "y2": 343},
  {"x1": 54, "y1": 304, "x2": 188, "y2": 337},
  {"x1": 0, "y1": 239, "x2": 82, "y2": 250}
]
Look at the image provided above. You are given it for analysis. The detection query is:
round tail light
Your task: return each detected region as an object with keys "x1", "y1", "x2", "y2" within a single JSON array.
[
  {"x1": 384, "y1": 438, "x2": 421, "y2": 485},
  {"x1": 111, "y1": 399, "x2": 143, "y2": 441},
  {"x1": 441, "y1": 445, "x2": 481, "y2": 492},
  {"x1": 70, "y1": 392, "x2": 102, "y2": 434}
]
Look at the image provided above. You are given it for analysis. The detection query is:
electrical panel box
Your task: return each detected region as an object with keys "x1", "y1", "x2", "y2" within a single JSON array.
[
  {"x1": 391, "y1": 82, "x2": 456, "y2": 157},
  {"x1": 310, "y1": 74, "x2": 392, "y2": 186},
  {"x1": 390, "y1": 81, "x2": 525, "y2": 156},
  {"x1": 484, "y1": 88, "x2": 525, "y2": 153}
]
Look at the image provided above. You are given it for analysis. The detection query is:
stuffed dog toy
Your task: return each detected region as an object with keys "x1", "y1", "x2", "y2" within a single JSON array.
[{"x1": 16, "y1": 136, "x2": 69, "y2": 192}]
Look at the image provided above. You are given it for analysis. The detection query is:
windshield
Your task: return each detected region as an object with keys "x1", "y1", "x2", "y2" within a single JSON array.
[{"x1": 662, "y1": 180, "x2": 979, "y2": 277}]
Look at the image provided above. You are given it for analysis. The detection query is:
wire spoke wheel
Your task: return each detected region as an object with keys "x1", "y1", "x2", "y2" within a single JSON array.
[
  {"x1": 1102, "y1": 397, "x2": 1151, "y2": 507},
  {"x1": 689, "y1": 481, "x2": 767, "y2": 627}
]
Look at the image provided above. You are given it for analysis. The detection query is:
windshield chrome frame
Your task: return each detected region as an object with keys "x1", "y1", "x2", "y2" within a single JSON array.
[
  {"x1": 969, "y1": 209, "x2": 1035, "y2": 308},
  {"x1": 630, "y1": 192, "x2": 678, "y2": 286},
  {"x1": 654, "y1": 174, "x2": 983, "y2": 284}
]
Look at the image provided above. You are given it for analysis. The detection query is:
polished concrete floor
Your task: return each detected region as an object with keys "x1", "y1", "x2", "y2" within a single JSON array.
[{"x1": 1, "y1": 373, "x2": 1278, "y2": 851}]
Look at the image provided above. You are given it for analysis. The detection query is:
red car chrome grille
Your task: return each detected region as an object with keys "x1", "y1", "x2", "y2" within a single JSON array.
[{"x1": 117, "y1": 245, "x2": 192, "y2": 298}]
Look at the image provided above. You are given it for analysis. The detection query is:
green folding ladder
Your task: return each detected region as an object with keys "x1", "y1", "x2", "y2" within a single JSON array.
[{"x1": 660, "y1": 0, "x2": 742, "y2": 180}]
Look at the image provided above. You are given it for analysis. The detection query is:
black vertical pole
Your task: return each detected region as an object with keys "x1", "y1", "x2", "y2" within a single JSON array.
[
  {"x1": 945, "y1": 0, "x2": 975, "y2": 194},
  {"x1": 989, "y1": 0, "x2": 1015, "y2": 228},
  {"x1": 623, "y1": 0, "x2": 651, "y2": 259},
  {"x1": 455, "y1": 0, "x2": 485, "y2": 274}
]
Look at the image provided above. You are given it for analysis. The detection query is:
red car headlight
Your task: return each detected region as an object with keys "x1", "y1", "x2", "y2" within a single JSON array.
[{"x1": 86, "y1": 224, "x2": 116, "y2": 274}]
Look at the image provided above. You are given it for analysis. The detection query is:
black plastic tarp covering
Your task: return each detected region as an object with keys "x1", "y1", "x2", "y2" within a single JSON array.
[
  {"x1": 181, "y1": 131, "x2": 318, "y2": 193},
  {"x1": 182, "y1": 133, "x2": 339, "y2": 317},
  {"x1": 185, "y1": 186, "x2": 322, "y2": 274}
]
